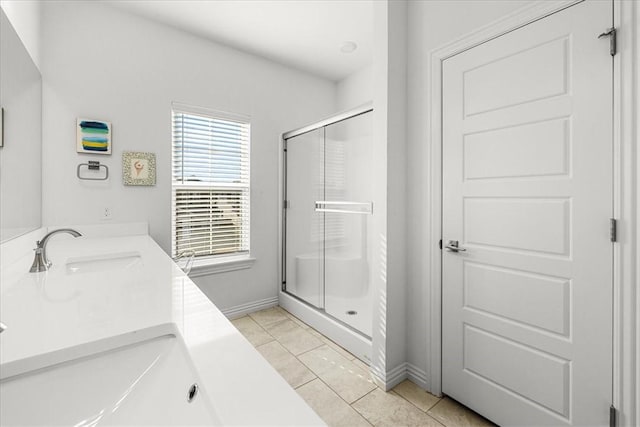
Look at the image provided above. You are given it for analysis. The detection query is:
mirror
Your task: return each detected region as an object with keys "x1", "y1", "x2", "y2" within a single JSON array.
[{"x1": 0, "y1": 9, "x2": 42, "y2": 242}]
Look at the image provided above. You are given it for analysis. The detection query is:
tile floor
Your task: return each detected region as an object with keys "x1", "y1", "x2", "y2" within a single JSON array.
[{"x1": 232, "y1": 306, "x2": 496, "y2": 427}]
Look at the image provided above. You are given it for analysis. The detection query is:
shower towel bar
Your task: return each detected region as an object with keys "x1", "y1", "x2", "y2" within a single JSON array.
[{"x1": 314, "y1": 201, "x2": 373, "y2": 215}]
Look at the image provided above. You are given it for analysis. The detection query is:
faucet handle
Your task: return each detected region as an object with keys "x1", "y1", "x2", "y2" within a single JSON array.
[
  {"x1": 29, "y1": 228, "x2": 82, "y2": 273},
  {"x1": 173, "y1": 250, "x2": 196, "y2": 275},
  {"x1": 30, "y1": 246, "x2": 49, "y2": 272}
]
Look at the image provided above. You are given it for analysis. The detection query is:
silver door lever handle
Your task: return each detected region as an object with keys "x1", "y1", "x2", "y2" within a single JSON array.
[{"x1": 445, "y1": 240, "x2": 466, "y2": 252}]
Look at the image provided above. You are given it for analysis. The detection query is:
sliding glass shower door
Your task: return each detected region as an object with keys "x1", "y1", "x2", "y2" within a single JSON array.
[
  {"x1": 284, "y1": 127, "x2": 325, "y2": 309},
  {"x1": 284, "y1": 110, "x2": 373, "y2": 336},
  {"x1": 322, "y1": 113, "x2": 373, "y2": 335}
]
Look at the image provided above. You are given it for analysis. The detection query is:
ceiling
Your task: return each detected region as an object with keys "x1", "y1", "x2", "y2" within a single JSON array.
[{"x1": 106, "y1": 0, "x2": 373, "y2": 82}]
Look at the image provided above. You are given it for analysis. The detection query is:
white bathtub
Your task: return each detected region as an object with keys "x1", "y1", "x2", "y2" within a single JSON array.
[{"x1": 1, "y1": 335, "x2": 218, "y2": 426}]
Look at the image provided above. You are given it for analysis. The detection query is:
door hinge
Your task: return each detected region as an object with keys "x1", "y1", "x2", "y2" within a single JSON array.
[
  {"x1": 439, "y1": 239, "x2": 443, "y2": 250},
  {"x1": 281, "y1": 281, "x2": 286, "y2": 291},
  {"x1": 610, "y1": 218, "x2": 617, "y2": 242},
  {"x1": 610, "y1": 404, "x2": 617, "y2": 427},
  {"x1": 598, "y1": 27, "x2": 617, "y2": 56},
  {"x1": 283, "y1": 200, "x2": 289, "y2": 209}
]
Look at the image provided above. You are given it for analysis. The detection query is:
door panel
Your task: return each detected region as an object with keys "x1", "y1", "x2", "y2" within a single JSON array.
[
  {"x1": 463, "y1": 36, "x2": 569, "y2": 117},
  {"x1": 463, "y1": 325, "x2": 571, "y2": 416},
  {"x1": 323, "y1": 112, "x2": 374, "y2": 337},
  {"x1": 285, "y1": 128, "x2": 325, "y2": 309},
  {"x1": 463, "y1": 262, "x2": 570, "y2": 336},
  {"x1": 464, "y1": 197, "x2": 571, "y2": 255},
  {"x1": 442, "y1": 1, "x2": 613, "y2": 425},
  {"x1": 463, "y1": 117, "x2": 570, "y2": 180}
]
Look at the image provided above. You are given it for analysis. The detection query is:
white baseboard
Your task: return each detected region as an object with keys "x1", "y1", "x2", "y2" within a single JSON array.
[
  {"x1": 222, "y1": 296, "x2": 279, "y2": 319},
  {"x1": 369, "y1": 363, "x2": 386, "y2": 389},
  {"x1": 370, "y1": 362, "x2": 429, "y2": 392},
  {"x1": 371, "y1": 363, "x2": 407, "y2": 391},
  {"x1": 407, "y1": 363, "x2": 429, "y2": 391},
  {"x1": 386, "y1": 363, "x2": 409, "y2": 390}
]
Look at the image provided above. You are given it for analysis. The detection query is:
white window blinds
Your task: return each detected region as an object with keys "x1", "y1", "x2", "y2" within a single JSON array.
[{"x1": 172, "y1": 106, "x2": 250, "y2": 260}]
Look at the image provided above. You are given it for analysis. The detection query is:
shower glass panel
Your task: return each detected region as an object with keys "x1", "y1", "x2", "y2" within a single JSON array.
[
  {"x1": 284, "y1": 109, "x2": 373, "y2": 337},
  {"x1": 323, "y1": 112, "x2": 373, "y2": 336},
  {"x1": 285, "y1": 128, "x2": 325, "y2": 309}
]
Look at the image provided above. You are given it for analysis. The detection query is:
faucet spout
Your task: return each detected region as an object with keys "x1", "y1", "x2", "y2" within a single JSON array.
[{"x1": 29, "y1": 228, "x2": 82, "y2": 273}]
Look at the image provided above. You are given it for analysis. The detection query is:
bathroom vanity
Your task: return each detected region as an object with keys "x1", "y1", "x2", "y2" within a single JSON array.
[{"x1": 0, "y1": 225, "x2": 324, "y2": 426}]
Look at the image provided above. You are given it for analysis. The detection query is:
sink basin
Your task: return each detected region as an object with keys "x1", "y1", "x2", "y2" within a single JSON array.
[
  {"x1": 66, "y1": 252, "x2": 142, "y2": 274},
  {"x1": 0, "y1": 335, "x2": 220, "y2": 426}
]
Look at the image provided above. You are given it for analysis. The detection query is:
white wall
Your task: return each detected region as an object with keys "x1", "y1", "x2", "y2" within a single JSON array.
[
  {"x1": 385, "y1": 0, "x2": 408, "y2": 384},
  {"x1": 370, "y1": 0, "x2": 389, "y2": 383},
  {"x1": 0, "y1": 0, "x2": 40, "y2": 70},
  {"x1": 336, "y1": 64, "x2": 373, "y2": 111},
  {"x1": 405, "y1": 0, "x2": 532, "y2": 386},
  {"x1": 369, "y1": 0, "x2": 408, "y2": 388},
  {"x1": 40, "y1": 1, "x2": 337, "y2": 310}
]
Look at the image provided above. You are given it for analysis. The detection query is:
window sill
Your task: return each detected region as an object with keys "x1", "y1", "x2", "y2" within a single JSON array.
[{"x1": 188, "y1": 256, "x2": 255, "y2": 278}]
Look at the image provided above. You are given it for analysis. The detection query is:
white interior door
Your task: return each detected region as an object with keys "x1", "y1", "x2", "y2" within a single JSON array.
[{"x1": 442, "y1": 1, "x2": 613, "y2": 425}]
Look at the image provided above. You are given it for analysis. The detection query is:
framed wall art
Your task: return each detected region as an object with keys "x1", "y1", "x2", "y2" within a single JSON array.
[
  {"x1": 123, "y1": 151, "x2": 156, "y2": 186},
  {"x1": 77, "y1": 118, "x2": 111, "y2": 154}
]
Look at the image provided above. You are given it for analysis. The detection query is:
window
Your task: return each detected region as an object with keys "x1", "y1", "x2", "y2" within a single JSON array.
[{"x1": 172, "y1": 104, "x2": 250, "y2": 268}]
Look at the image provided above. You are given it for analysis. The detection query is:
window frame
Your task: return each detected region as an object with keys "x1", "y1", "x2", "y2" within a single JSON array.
[{"x1": 171, "y1": 102, "x2": 254, "y2": 275}]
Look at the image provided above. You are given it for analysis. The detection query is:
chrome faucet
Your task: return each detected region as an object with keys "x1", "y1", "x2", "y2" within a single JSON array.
[{"x1": 29, "y1": 228, "x2": 82, "y2": 273}]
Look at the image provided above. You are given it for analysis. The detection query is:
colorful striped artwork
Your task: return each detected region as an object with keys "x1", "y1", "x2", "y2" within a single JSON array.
[{"x1": 77, "y1": 118, "x2": 111, "y2": 154}]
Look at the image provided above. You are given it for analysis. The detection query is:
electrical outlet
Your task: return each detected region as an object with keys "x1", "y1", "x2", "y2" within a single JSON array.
[{"x1": 102, "y1": 207, "x2": 113, "y2": 221}]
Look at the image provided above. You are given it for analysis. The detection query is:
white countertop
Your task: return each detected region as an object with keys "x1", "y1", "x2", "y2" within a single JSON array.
[{"x1": 0, "y1": 232, "x2": 324, "y2": 426}]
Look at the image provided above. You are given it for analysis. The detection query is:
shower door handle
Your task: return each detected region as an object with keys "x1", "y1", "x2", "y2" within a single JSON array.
[{"x1": 314, "y1": 201, "x2": 373, "y2": 215}]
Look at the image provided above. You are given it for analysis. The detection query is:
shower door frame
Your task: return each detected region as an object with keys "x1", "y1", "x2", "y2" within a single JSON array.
[{"x1": 280, "y1": 102, "x2": 373, "y2": 333}]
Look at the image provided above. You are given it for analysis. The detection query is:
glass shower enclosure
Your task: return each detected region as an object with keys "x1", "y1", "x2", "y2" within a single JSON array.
[{"x1": 282, "y1": 107, "x2": 373, "y2": 337}]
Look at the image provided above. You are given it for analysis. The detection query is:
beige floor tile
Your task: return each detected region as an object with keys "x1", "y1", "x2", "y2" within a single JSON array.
[
  {"x1": 231, "y1": 316, "x2": 274, "y2": 347},
  {"x1": 285, "y1": 311, "x2": 311, "y2": 329},
  {"x1": 296, "y1": 379, "x2": 372, "y2": 427},
  {"x1": 298, "y1": 345, "x2": 351, "y2": 375},
  {"x1": 249, "y1": 307, "x2": 489, "y2": 427},
  {"x1": 307, "y1": 327, "x2": 324, "y2": 340},
  {"x1": 352, "y1": 357, "x2": 370, "y2": 373},
  {"x1": 393, "y1": 380, "x2": 441, "y2": 412},
  {"x1": 256, "y1": 341, "x2": 316, "y2": 389},
  {"x1": 309, "y1": 329, "x2": 357, "y2": 361},
  {"x1": 353, "y1": 389, "x2": 444, "y2": 427},
  {"x1": 427, "y1": 397, "x2": 496, "y2": 427},
  {"x1": 265, "y1": 319, "x2": 323, "y2": 355},
  {"x1": 325, "y1": 340, "x2": 357, "y2": 361},
  {"x1": 320, "y1": 362, "x2": 378, "y2": 404},
  {"x1": 264, "y1": 318, "x2": 300, "y2": 336},
  {"x1": 299, "y1": 345, "x2": 376, "y2": 403},
  {"x1": 248, "y1": 306, "x2": 289, "y2": 328}
]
